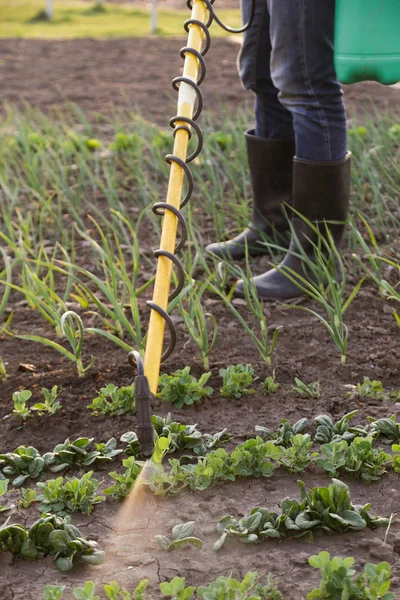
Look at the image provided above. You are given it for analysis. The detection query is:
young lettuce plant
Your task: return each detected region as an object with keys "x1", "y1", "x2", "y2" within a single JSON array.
[
  {"x1": 255, "y1": 418, "x2": 309, "y2": 447},
  {"x1": 103, "y1": 456, "x2": 143, "y2": 500},
  {"x1": 214, "y1": 479, "x2": 389, "y2": 550},
  {"x1": 280, "y1": 434, "x2": 319, "y2": 473},
  {"x1": 262, "y1": 371, "x2": 280, "y2": 395},
  {"x1": 307, "y1": 551, "x2": 394, "y2": 600},
  {"x1": 11, "y1": 389, "x2": 32, "y2": 425},
  {"x1": 87, "y1": 383, "x2": 136, "y2": 416},
  {"x1": 292, "y1": 378, "x2": 320, "y2": 399},
  {"x1": 219, "y1": 363, "x2": 255, "y2": 398},
  {"x1": 37, "y1": 471, "x2": 103, "y2": 515},
  {"x1": 31, "y1": 386, "x2": 62, "y2": 416},
  {"x1": 155, "y1": 521, "x2": 203, "y2": 552},
  {"x1": 158, "y1": 367, "x2": 213, "y2": 409},
  {"x1": 314, "y1": 410, "x2": 369, "y2": 444}
]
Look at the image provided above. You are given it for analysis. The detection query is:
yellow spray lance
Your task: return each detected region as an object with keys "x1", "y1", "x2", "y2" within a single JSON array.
[{"x1": 129, "y1": 0, "x2": 255, "y2": 457}]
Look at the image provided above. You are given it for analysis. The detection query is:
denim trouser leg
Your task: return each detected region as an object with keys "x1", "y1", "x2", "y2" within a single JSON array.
[
  {"x1": 238, "y1": 0, "x2": 294, "y2": 139},
  {"x1": 238, "y1": 0, "x2": 347, "y2": 161}
]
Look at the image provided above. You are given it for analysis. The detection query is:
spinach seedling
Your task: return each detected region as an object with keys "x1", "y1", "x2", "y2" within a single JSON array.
[
  {"x1": 0, "y1": 479, "x2": 12, "y2": 512},
  {"x1": 32, "y1": 386, "x2": 62, "y2": 416},
  {"x1": 155, "y1": 521, "x2": 203, "y2": 551},
  {"x1": 262, "y1": 370, "x2": 280, "y2": 395},
  {"x1": 19, "y1": 487, "x2": 37, "y2": 508},
  {"x1": 37, "y1": 471, "x2": 103, "y2": 515},
  {"x1": 158, "y1": 367, "x2": 213, "y2": 409},
  {"x1": 87, "y1": 383, "x2": 136, "y2": 416},
  {"x1": 368, "y1": 416, "x2": 400, "y2": 444},
  {"x1": 103, "y1": 456, "x2": 143, "y2": 500},
  {"x1": 219, "y1": 363, "x2": 255, "y2": 398},
  {"x1": 43, "y1": 585, "x2": 65, "y2": 600},
  {"x1": 292, "y1": 378, "x2": 320, "y2": 399},
  {"x1": 345, "y1": 377, "x2": 388, "y2": 401},
  {"x1": 11, "y1": 389, "x2": 32, "y2": 425},
  {"x1": 160, "y1": 577, "x2": 195, "y2": 600},
  {"x1": 307, "y1": 551, "x2": 394, "y2": 600},
  {"x1": 255, "y1": 418, "x2": 309, "y2": 448},
  {"x1": 72, "y1": 581, "x2": 100, "y2": 600},
  {"x1": 280, "y1": 434, "x2": 319, "y2": 472},
  {"x1": 314, "y1": 410, "x2": 368, "y2": 444},
  {"x1": 197, "y1": 572, "x2": 283, "y2": 600}
]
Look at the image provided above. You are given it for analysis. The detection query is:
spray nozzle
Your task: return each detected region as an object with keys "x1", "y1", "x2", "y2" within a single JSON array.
[{"x1": 129, "y1": 351, "x2": 155, "y2": 458}]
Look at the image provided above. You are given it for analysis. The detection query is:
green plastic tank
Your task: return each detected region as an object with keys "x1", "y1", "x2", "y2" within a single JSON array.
[{"x1": 334, "y1": 0, "x2": 400, "y2": 85}]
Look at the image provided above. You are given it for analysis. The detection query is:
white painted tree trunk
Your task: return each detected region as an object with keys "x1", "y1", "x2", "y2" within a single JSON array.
[
  {"x1": 149, "y1": 0, "x2": 157, "y2": 34},
  {"x1": 45, "y1": 0, "x2": 53, "y2": 19}
]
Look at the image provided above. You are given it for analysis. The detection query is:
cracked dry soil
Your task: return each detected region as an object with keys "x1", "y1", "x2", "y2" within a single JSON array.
[{"x1": 1, "y1": 279, "x2": 400, "y2": 599}]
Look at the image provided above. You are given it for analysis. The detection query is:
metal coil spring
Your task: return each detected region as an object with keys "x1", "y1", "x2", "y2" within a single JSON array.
[{"x1": 147, "y1": 0, "x2": 255, "y2": 363}]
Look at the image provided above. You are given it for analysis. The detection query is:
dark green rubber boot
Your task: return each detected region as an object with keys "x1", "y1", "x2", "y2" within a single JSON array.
[
  {"x1": 234, "y1": 152, "x2": 351, "y2": 299},
  {"x1": 205, "y1": 129, "x2": 295, "y2": 260}
]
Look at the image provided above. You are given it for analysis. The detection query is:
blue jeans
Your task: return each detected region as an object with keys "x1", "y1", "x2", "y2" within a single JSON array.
[{"x1": 238, "y1": 0, "x2": 347, "y2": 161}]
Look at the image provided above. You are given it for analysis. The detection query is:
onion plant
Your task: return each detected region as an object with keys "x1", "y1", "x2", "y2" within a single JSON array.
[
  {"x1": 272, "y1": 216, "x2": 365, "y2": 364},
  {"x1": 210, "y1": 261, "x2": 280, "y2": 366},
  {"x1": 178, "y1": 280, "x2": 217, "y2": 370}
]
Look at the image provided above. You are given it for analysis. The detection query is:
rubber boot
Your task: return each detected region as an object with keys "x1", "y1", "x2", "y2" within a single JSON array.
[
  {"x1": 234, "y1": 152, "x2": 351, "y2": 299},
  {"x1": 205, "y1": 129, "x2": 295, "y2": 260}
]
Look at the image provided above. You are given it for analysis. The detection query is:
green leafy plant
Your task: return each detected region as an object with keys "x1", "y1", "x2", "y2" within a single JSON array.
[
  {"x1": 122, "y1": 415, "x2": 230, "y2": 458},
  {"x1": 0, "y1": 479, "x2": 12, "y2": 512},
  {"x1": 292, "y1": 378, "x2": 320, "y2": 399},
  {"x1": 0, "y1": 356, "x2": 7, "y2": 381},
  {"x1": 11, "y1": 389, "x2": 32, "y2": 424},
  {"x1": 0, "y1": 445, "x2": 54, "y2": 486},
  {"x1": 391, "y1": 444, "x2": 400, "y2": 473},
  {"x1": 160, "y1": 577, "x2": 195, "y2": 600},
  {"x1": 262, "y1": 371, "x2": 280, "y2": 395},
  {"x1": 230, "y1": 437, "x2": 283, "y2": 478},
  {"x1": 307, "y1": 551, "x2": 394, "y2": 599},
  {"x1": 314, "y1": 411, "x2": 368, "y2": 444},
  {"x1": 155, "y1": 521, "x2": 203, "y2": 551},
  {"x1": 220, "y1": 363, "x2": 255, "y2": 398},
  {"x1": 37, "y1": 471, "x2": 103, "y2": 515},
  {"x1": 197, "y1": 572, "x2": 282, "y2": 600},
  {"x1": 19, "y1": 487, "x2": 37, "y2": 508},
  {"x1": 72, "y1": 581, "x2": 100, "y2": 600},
  {"x1": 214, "y1": 479, "x2": 388, "y2": 550},
  {"x1": 367, "y1": 416, "x2": 400, "y2": 444},
  {"x1": 31, "y1": 386, "x2": 62, "y2": 416},
  {"x1": 43, "y1": 585, "x2": 65, "y2": 600},
  {"x1": 87, "y1": 383, "x2": 136, "y2": 416},
  {"x1": 345, "y1": 377, "x2": 388, "y2": 401},
  {"x1": 0, "y1": 513, "x2": 104, "y2": 571},
  {"x1": 103, "y1": 456, "x2": 143, "y2": 500},
  {"x1": 43, "y1": 579, "x2": 150, "y2": 600},
  {"x1": 158, "y1": 367, "x2": 213, "y2": 409},
  {"x1": 280, "y1": 434, "x2": 319, "y2": 472},
  {"x1": 255, "y1": 418, "x2": 309, "y2": 448},
  {"x1": 317, "y1": 436, "x2": 392, "y2": 482}
]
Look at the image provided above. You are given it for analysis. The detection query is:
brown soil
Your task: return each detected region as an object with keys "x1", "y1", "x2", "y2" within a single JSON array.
[
  {"x1": 1, "y1": 35, "x2": 400, "y2": 600},
  {"x1": 0, "y1": 38, "x2": 399, "y2": 124}
]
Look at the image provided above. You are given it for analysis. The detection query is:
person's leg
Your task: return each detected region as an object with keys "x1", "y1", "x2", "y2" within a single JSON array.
[
  {"x1": 206, "y1": 0, "x2": 295, "y2": 260},
  {"x1": 235, "y1": 0, "x2": 351, "y2": 299},
  {"x1": 238, "y1": 0, "x2": 294, "y2": 139},
  {"x1": 267, "y1": 0, "x2": 347, "y2": 161}
]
